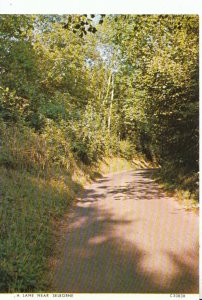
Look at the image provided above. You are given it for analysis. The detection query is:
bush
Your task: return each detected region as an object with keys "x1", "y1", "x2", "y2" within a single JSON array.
[
  {"x1": 0, "y1": 87, "x2": 30, "y2": 123},
  {"x1": 67, "y1": 106, "x2": 106, "y2": 164},
  {"x1": 119, "y1": 140, "x2": 136, "y2": 160}
]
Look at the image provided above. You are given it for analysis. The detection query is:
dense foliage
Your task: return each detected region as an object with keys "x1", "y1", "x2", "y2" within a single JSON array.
[{"x1": 0, "y1": 15, "x2": 199, "y2": 291}]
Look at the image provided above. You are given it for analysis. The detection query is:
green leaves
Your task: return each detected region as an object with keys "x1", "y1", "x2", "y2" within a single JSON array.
[
  {"x1": 110, "y1": 15, "x2": 199, "y2": 169},
  {"x1": 0, "y1": 87, "x2": 30, "y2": 123}
]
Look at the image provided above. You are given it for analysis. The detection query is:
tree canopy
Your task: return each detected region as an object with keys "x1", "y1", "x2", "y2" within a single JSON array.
[{"x1": 0, "y1": 14, "x2": 199, "y2": 169}]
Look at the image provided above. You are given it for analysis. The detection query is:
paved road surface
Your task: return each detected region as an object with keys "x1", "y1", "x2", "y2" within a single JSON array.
[{"x1": 54, "y1": 169, "x2": 199, "y2": 293}]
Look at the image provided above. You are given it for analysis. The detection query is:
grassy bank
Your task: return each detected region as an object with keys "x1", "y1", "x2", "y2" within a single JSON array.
[
  {"x1": 151, "y1": 167, "x2": 199, "y2": 211},
  {"x1": 0, "y1": 166, "x2": 83, "y2": 292}
]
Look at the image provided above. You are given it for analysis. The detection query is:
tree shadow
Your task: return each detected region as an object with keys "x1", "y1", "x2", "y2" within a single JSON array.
[
  {"x1": 165, "y1": 250, "x2": 199, "y2": 293},
  {"x1": 52, "y1": 168, "x2": 199, "y2": 293},
  {"x1": 53, "y1": 205, "x2": 157, "y2": 293}
]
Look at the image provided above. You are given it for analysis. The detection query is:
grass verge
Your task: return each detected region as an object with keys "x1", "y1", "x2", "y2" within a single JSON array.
[
  {"x1": 151, "y1": 168, "x2": 199, "y2": 212},
  {"x1": 0, "y1": 166, "x2": 82, "y2": 292}
]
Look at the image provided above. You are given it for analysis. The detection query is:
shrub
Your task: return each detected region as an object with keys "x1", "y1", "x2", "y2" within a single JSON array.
[{"x1": 119, "y1": 140, "x2": 136, "y2": 160}]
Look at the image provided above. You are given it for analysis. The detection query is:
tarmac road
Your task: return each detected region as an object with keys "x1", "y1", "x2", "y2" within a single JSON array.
[{"x1": 53, "y1": 169, "x2": 199, "y2": 293}]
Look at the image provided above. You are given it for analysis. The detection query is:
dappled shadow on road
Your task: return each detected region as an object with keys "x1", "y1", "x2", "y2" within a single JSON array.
[
  {"x1": 53, "y1": 168, "x2": 199, "y2": 293},
  {"x1": 96, "y1": 169, "x2": 165, "y2": 202},
  {"x1": 75, "y1": 169, "x2": 166, "y2": 203}
]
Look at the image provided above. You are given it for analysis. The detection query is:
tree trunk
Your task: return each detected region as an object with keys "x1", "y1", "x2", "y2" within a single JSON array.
[{"x1": 108, "y1": 73, "x2": 114, "y2": 132}]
